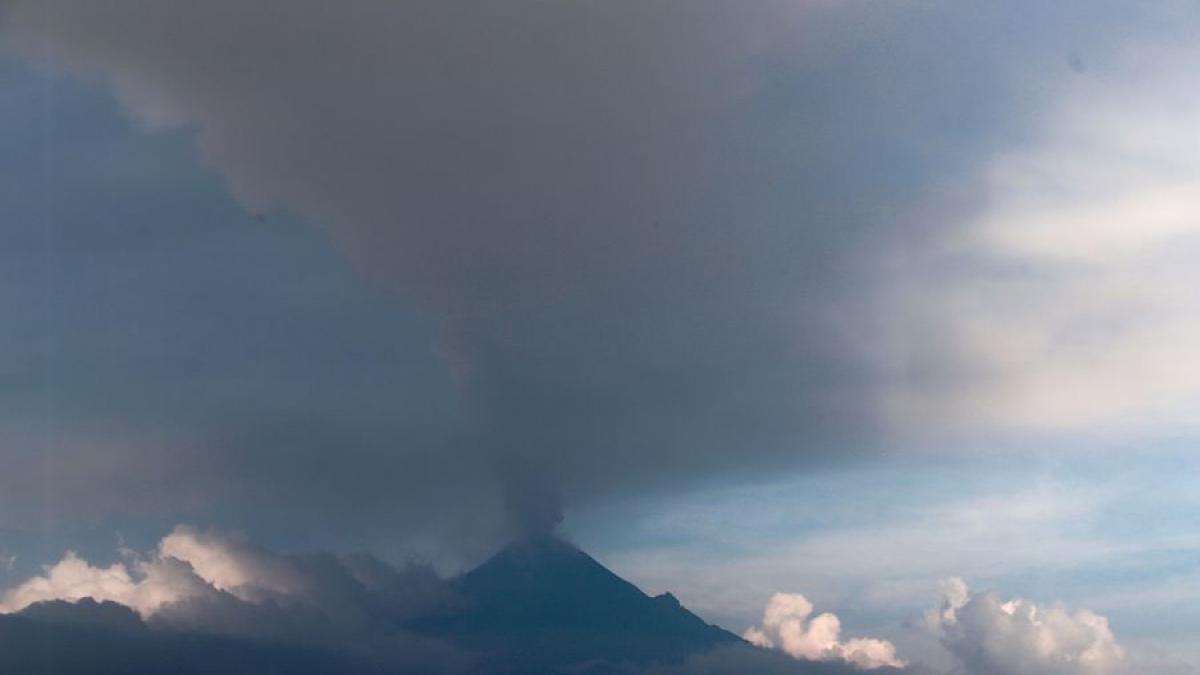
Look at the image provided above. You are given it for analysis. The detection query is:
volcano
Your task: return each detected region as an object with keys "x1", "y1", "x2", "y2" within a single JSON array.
[{"x1": 411, "y1": 536, "x2": 743, "y2": 673}]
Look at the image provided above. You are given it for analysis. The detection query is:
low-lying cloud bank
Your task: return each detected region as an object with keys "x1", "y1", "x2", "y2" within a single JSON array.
[
  {"x1": 0, "y1": 527, "x2": 1151, "y2": 674},
  {"x1": 0, "y1": 526, "x2": 468, "y2": 672},
  {"x1": 0, "y1": 527, "x2": 886, "y2": 674},
  {"x1": 0, "y1": 525, "x2": 447, "y2": 621},
  {"x1": 740, "y1": 579, "x2": 1140, "y2": 675}
]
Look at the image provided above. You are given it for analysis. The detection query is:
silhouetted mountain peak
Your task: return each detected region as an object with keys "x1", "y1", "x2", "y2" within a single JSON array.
[
  {"x1": 458, "y1": 536, "x2": 647, "y2": 608},
  {"x1": 471, "y1": 535, "x2": 590, "y2": 572},
  {"x1": 653, "y1": 592, "x2": 682, "y2": 608},
  {"x1": 412, "y1": 536, "x2": 741, "y2": 672}
]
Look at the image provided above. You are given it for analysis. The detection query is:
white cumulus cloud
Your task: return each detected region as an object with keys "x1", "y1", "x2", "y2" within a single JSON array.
[
  {"x1": 0, "y1": 526, "x2": 300, "y2": 618},
  {"x1": 0, "y1": 548, "x2": 210, "y2": 617},
  {"x1": 0, "y1": 525, "x2": 430, "y2": 622},
  {"x1": 156, "y1": 526, "x2": 310, "y2": 600},
  {"x1": 743, "y1": 592, "x2": 904, "y2": 670},
  {"x1": 925, "y1": 578, "x2": 1127, "y2": 675}
]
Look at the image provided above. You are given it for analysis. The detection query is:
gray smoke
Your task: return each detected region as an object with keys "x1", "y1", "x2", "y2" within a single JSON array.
[{"x1": 1, "y1": 0, "x2": 1188, "y2": 545}]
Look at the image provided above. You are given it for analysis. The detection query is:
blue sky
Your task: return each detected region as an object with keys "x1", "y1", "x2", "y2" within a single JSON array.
[
  {"x1": 2, "y1": 3, "x2": 1199, "y2": 673},
  {"x1": 575, "y1": 449, "x2": 1200, "y2": 668}
]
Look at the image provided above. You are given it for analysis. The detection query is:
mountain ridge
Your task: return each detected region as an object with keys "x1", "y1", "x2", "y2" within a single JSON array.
[{"x1": 409, "y1": 535, "x2": 743, "y2": 672}]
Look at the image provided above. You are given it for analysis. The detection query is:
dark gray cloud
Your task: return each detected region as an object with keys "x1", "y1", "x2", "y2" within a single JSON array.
[{"x1": 1, "y1": 1, "x2": 1193, "y2": 548}]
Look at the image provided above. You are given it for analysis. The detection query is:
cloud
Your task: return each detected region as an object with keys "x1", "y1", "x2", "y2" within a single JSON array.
[
  {"x1": 0, "y1": 0, "x2": 882, "y2": 544},
  {"x1": 924, "y1": 578, "x2": 1126, "y2": 675},
  {"x1": 0, "y1": 526, "x2": 473, "y2": 672},
  {"x1": 0, "y1": 528, "x2": 1168, "y2": 675},
  {"x1": 0, "y1": 549, "x2": 205, "y2": 617},
  {"x1": 0, "y1": 525, "x2": 451, "y2": 635},
  {"x1": 879, "y1": 43, "x2": 1200, "y2": 432},
  {"x1": 156, "y1": 526, "x2": 310, "y2": 599},
  {"x1": 1, "y1": 1, "x2": 1199, "y2": 554},
  {"x1": 5, "y1": 0, "x2": 1192, "y2": 538},
  {"x1": 4, "y1": 527, "x2": 903, "y2": 674},
  {"x1": 605, "y1": 483, "x2": 1121, "y2": 628},
  {"x1": 743, "y1": 592, "x2": 904, "y2": 670}
]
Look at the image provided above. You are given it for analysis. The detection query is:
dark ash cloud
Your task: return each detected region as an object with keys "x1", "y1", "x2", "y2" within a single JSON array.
[{"x1": 1, "y1": 0, "x2": 1187, "y2": 545}]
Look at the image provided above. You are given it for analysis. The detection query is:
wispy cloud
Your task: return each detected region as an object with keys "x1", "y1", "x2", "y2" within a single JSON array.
[{"x1": 880, "y1": 50, "x2": 1200, "y2": 432}]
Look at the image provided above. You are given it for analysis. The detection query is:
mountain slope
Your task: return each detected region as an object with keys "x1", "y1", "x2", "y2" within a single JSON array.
[{"x1": 411, "y1": 537, "x2": 742, "y2": 672}]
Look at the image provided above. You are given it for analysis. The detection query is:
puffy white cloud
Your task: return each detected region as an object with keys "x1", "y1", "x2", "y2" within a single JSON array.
[
  {"x1": 156, "y1": 526, "x2": 310, "y2": 600},
  {"x1": 0, "y1": 549, "x2": 210, "y2": 617},
  {"x1": 0, "y1": 526, "x2": 295, "y2": 618},
  {"x1": 0, "y1": 551, "x2": 133, "y2": 612},
  {"x1": 744, "y1": 592, "x2": 905, "y2": 670},
  {"x1": 0, "y1": 525, "x2": 443, "y2": 628},
  {"x1": 925, "y1": 578, "x2": 1127, "y2": 675}
]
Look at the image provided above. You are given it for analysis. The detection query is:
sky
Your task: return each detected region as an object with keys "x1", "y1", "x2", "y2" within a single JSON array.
[{"x1": 1, "y1": 1, "x2": 1199, "y2": 673}]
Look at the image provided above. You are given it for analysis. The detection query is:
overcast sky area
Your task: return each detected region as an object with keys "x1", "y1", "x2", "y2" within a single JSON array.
[{"x1": 1, "y1": 1, "x2": 1199, "y2": 673}]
